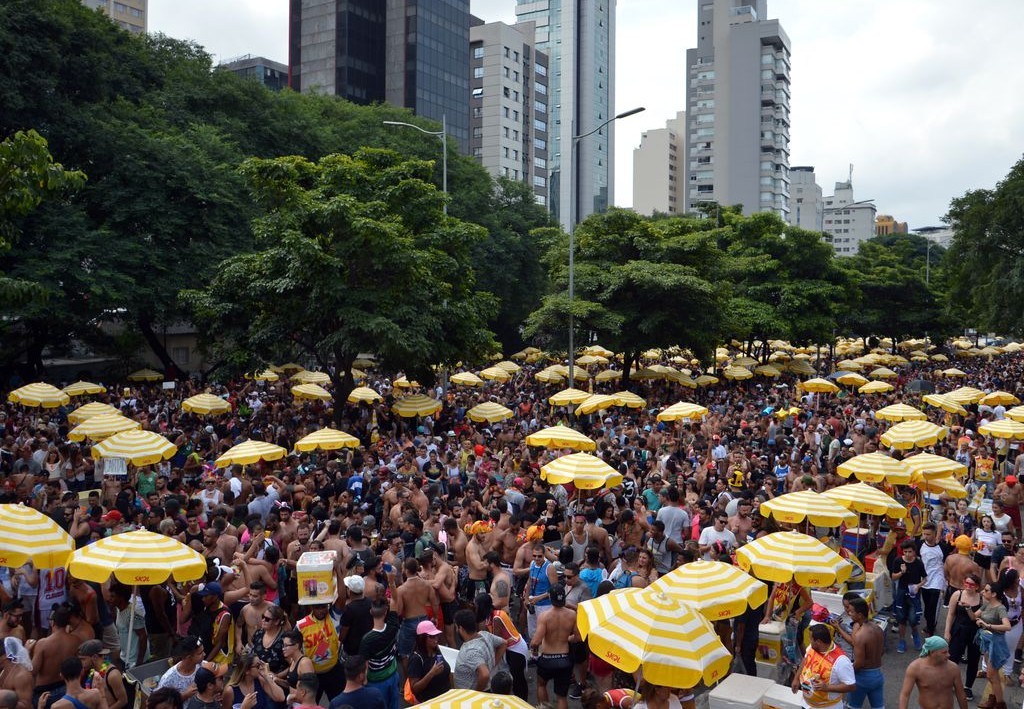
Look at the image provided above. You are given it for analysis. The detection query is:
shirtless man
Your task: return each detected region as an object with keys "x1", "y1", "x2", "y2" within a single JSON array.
[
  {"x1": 394, "y1": 557, "x2": 438, "y2": 673},
  {"x1": 408, "y1": 478, "x2": 429, "y2": 518},
  {"x1": 492, "y1": 517, "x2": 521, "y2": 566},
  {"x1": 275, "y1": 504, "x2": 299, "y2": 549},
  {"x1": 898, "y1": 636, "x2": 967, "y2": 709},
  {"x1": 846, "y1": 598, "x2": 885, "y2": 709},
  {"x1": 728, "y1": 499, "x2": 755, "y2": 542},
  {"x1": 486, "y1": 552, "x2": 513, "y2": 611},
  {"x1": 465, "y1": 522, "x2": 492, "y2": 601},
  {"x1": 285, "y1": 522, "x2": 313, "y2": 574},
  {"x1": 443, "y1": 518, "x2": 468, "y2": 567},
  {"x1": 0, "y1": 641, "x2": 32, "y2": 709},
  {"x1": 423, "y1": 549, "x2": 458, "y2": 647},
  {"x1": 946, "y1": 535, "x2": 983, "y2": 602},
  {"x1": 78, "y1": 639, "x2": 127, "y2": 709},
  {"x1": 31, "y1": 607, "x2": 81, "y2": 702},
  {"x1": 206, "y1": 518, "x2": 239, "y2": 562},
  {"x1": 42, "y1": 657, "x2": 106, "y2": 709},
  {"x1": 236, "y1": 581, "x2": 272, "y2": 652},
  {"x1": 995, "y1": 476, "x2": 1024, "y2": 533},
  {"x1": 0, "y1": 602, "x2": 25, "y2": 644},
  {"x1": 530, "y1": 584, "x2": 578, "y2": 709}
]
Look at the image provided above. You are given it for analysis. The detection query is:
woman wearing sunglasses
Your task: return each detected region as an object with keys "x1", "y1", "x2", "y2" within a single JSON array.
[{"x1": 944, "y1": 573, "x2": 982, "y2": 700}]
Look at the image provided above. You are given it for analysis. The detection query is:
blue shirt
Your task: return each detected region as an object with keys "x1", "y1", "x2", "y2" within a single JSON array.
[
  {"x1": 529, "y1": 560, "x2": 552, "y2": 607},
  {"x1": 329, "y1": 687, "x2": 385, "y2": 709}
]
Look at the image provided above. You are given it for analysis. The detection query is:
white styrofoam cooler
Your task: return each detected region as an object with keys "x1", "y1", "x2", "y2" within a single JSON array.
[
  {"x1": 708, "y1": 674, "x2": 776, "y2": 709},
  {"x1": 761, "y1": 683, "x2": 803, "y2": 709}
]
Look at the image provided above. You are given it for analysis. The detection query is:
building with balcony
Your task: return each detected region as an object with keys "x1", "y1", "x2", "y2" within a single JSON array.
[
  {"x1": 788, "y1": 165, "x2": 822, "y2": 231},
  {"x1": 823, "y1": 180, "x2": 876, "y2": 256},
  {"x1": 632, "y1": 112, "x2": 686, "y2": 215},
  {"x1": 875, "y1": 214, "x2": 908, "y2": 236},
  {"x1": 81, "y1": 0, "x2": 146, "y2": 33},
  {"x1": 683, "y1": 0, "x2": 791, "y2": 219}
]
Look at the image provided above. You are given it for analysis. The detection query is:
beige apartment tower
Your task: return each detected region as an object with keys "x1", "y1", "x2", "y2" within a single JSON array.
[
  {"x1": 632, "y1": 112, "x2": 686, "y2": 215},
  {"x1": 82, "y1": 0, "x2": 147, "y2": 33}
]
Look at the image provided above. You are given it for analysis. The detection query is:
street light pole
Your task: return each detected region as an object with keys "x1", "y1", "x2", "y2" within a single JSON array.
[
  {"x1": 566, "y1": 107, "x2": 645, "y2": 386},
  {"x1": 926, "y1": 239, "x2": 933, "y2": 285},
  {"x1": 383, "y1": 114, "x2": 448, "y2": 215}
]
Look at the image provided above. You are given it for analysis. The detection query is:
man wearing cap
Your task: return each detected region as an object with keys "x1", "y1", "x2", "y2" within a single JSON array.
[
  {"x1": 791, "y1": 624, "x2": 855, "y2": 709},
  {"x1": 184, "y1": 581, "x2": 233, "y2": 666},
  {"x1": 78, "y1": 640, "x2": 127, "y2": 709},
  {"x1": 898, "y1": 636, "x2": 968, "y2": 709}
]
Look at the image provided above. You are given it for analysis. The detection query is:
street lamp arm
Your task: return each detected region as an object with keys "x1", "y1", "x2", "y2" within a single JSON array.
[
  {"x1": 571, "y1": 107, "x2": 645, "y2": 143},
  {"x1": 382, "y1": 120, "x2": 443, "y2": 137}
]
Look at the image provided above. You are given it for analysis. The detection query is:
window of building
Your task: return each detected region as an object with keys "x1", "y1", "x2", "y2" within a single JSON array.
[
  {"x1": 513, "y1": 71, "x2": 519, "y2": 82},
  {"x1": 472, "y1": 88, "x2": 483, "y2": 99},
  {"x1": 514, "y1": 50, "x2": 519, "y2": 62},
  {"x1": 474, "y1": 67, "x2": 484, "y2": 78},
  {"x1": 533, "y1": 175, "x2": 546, "y2": 187},
  {"x1": 504, "y1": 107, "x2": 510, "y2": 118},
  {"x1": 512, "y1": 129, "x2": 519, "y2": 140},
  {"x1": 504, "y1": 46, "x2": 510, "y2": 58},
  {"x1": 473, "y1": 107, "x2": 482, "y2": 118},
  {"x1": 473, "y1": 127, "x2": 483, "y2": 138},
  {"x1": 504, "y1": 86, "x2": 510, "y2": 98},
  {"x1": 474, "y1": 46, "x2": 484, "y2": 59},
  {"x1": 129, "y1": 6, "x2": 142, "y2": 16},
  {"x1": 535, "y1": 82, "x2": 546, "y2": 95},
  {"x1": 536, "y1": 137, "x2": 546, "y2": 150},
  {"x1": 171, "y1": 347, "x2": 190, "y2": 365},
  {"x1": 504, "y1": 147, "x2": 510, "y2": 158},
  {"x1": 536, "y1": 63, "x2": 547, "y2": 77},
  {"x1": 535, "y1": 157, "x2": 546, "y2": 168},
  {"x1": 513, "y1": 91, "x2": 520, "y2": 102},
  {"x1": 513, "y1": 110, "x2": 519, "y2": 121},
  {"x1": 504, "y1": 66, "x2": 510, "y2": 78},
  {"x1": 473, "y1": 147, "x2": 483, "y2": 158}
]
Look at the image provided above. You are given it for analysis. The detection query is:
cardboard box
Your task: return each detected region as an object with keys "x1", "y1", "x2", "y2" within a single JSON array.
[
  {"x1": 757, "y1": 620, "x2": 784, "y2": 663},
  {"x1": 297, "y1": 550, "x2": 337, "y2": 605},
  {"x1": 708, "y1": 674, "x2": 775, "y2": 709}
]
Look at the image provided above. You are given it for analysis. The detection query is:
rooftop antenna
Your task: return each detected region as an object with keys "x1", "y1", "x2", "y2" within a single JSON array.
[{"x1": 848, "y1": 163, "x2": 854, "y2": 184}]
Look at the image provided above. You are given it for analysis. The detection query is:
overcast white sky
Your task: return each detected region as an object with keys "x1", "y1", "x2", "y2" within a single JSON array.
[{"x1": 149, "y1": 0, "x2": 1024, "y2": 229}]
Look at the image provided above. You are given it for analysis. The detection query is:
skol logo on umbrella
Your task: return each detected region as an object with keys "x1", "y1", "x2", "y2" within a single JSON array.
[{"x1": 133, "y1": 575, "x2": 151, "y2": 583}]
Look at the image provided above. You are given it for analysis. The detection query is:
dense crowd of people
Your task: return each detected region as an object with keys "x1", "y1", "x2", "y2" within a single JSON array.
[{"x1": 0, "y1": 344, "x2": 1022, "y2": 709}]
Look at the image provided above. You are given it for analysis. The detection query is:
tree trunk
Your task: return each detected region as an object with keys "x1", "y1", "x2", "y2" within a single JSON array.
[
  {"x1": 200, "y1": 360, "x2": 226, "y2": 384},
  {"x1": 137, "y1": 316, "x2": 178, "y2": 375},
  {"x1": 26, "y1": 333, "x2": 45, "y2": 378}
]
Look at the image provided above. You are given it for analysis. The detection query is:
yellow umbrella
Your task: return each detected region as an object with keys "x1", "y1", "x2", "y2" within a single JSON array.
[
  {"x1": 91, "y1": 430, "x2": 177, "y2": 466},
  {"x1": 294, "y1": 428, "x2": 360, "y2": 452},
  {"x1": 393, "y1": 376, "x2": 420, "y2": 389},
  {"x1": 923, "y1": 394, "x2": 968, "y2": 416},
  {"x1": 1006, "y1": 406, "x2": 1024, "y2": 423},
  {"x1": 837, "y1": 452, "x2": 912, "y2": 485},
  {"x1": 611, "y1": 391, "x2": 646, "y2": 409},
  {"x1": 541, "y1": 453, "x2": 623, "y2": 489},
  {"x1": 353, "y1": 358, "x2": 376, "y2": 369},
  {"x1": 67, "y1": 402, "x2": 120, "y2": 425},
  {"x1": 911, "y1": 471, "x2": 967, "y2": 498},
  {"x1": 127, "y1": 369, "x2": 163, "y2": 382},
  {"x1": 479, "y1": 366, "x2": 511, "y2": 382},
  {"x1": 494, "y1": 360, "x2": 521, "y2": 373},
  {"x1": 575, "y1": 394, "x2": 618, "y2": 416},
  {"x1": 754, "y1": 364, "x2": 782, "y2": 377},
  {"x1": 63, "y1": 381, "x2": 106, "y2": 397},
  {"x1": 347, "y1": 386, "x2": 382, "y2": 404},
  {"x1": 292, "y1": 384, "x2": 333, "y2": 402},
  {"x1": 836, "y1": 372, "x2": 869, "y2": 387},
  {"x1": 215, "y1": 440, "x2": 287, "y2": 468},
  {"x1": 466, "y1": 402, "x2": 514, "y2": 424},
  {"x1": 450, "y1": 372, "x2": 484, "y2": 387},
  {"x1": 874, "y1": 403, "x2": 927, "y2": 422},
  {"x1": 880, "y1": 420, "x2": 948, "y2": 450},
  {"x1": 650, "y1": 559, "x2": 768, "y2": 621},
  {"x1": 946, "y1": 386, "x2": 985, "y2": 404},
  {"x1": 837, "y1": 360, "x2": 862, "y2": 371},
  {"x1": 68, "y1": 529, "x2": 206, "y2": 585},
  {"x1": 942, "y1": 367, "x2": 967, "y2": 377},
  {"x1": 787, "y1": 360, "x2": 817, "y2": 376},
  {"x1": 732, "y1": 356, "x2": 758, "y2": 368},
  {"x1": 548, "y1": 387, "x2": 591, "y2": 406},
  {"x1": 584, "y1": 345, "x2": 615, "y2": 358},
  {"x1": 759, "y1": 490, "x2": 858, "y2": 527},
  {"x1": 823, "y1": 483, "x2": 907, "y2": 518},
  {"x1": 594, "y1": 369, "x2": 621, "y2": 383},
  {"x1": 981, "y1": 391, "x2": 1021, "y2": 406},
  {"x1": 411, "y1": 690, "x2": 533, "y2": 709},
  {"x1": 8, "y1": 382, "x2": 70, "y2": 408},
  {"x1": 736, "y1": 530, "x2": 852, "y2": 587},
  {"x1": 931, "y1": 354, "x2": 950, "y2": 362},
  {"x1": 674, "y1": 374, "x2": 699, "y2": 389},
  {"x1": 800, "y1": 378, "x2": 840, "y2": 394},
  {"x1": 869, "y1": 367, "x2": 898, "y2": 379},
  {"x1": 657, "y1": 401, "x2": 709, "y2": 422},
  {"x1": 547, "y1": 364, "x2": 590, "y2": 382},
  {"x1": 534, "y1": 369, "x2": 565, "y2": 384},
  {"x1": 181, "y1": 393, "x2": 231, "y2": 415},
  {"x1": 695, "y1": 374, "x2": 719, "y2": 387},
  {"x1": 525, "y1": 426, "x2": 596, "y2": 451},
  {"x1": 575, "y1": 355, "x2": 605, "y2": 366},
  {"x1": 277, "y1": 362, "x2": 305, "y2": 373},
  {"x1": 392, "y1": 394, "x2": 442, "y2": 418},
  {"x1": 902, "y1": 452, "x2": 968, "y2": 480},
  {"x1": 68, "y1": 413, "x2": 141, "y2": 442},
  {"x1": 723, "y1": 366, "x2": 753, "y2": 380},
  {"x1": 577, "y1": 587, "x2": 732, "y2": 688},
  {"x1": 248, "y1": 369, "x2": 280, "y2": 382},
  {"x1": 979, "y1": 420, "x2": 1024, "y2": 440},
  {"x1": 859, "y1": 380, "x2": 895, "y2": 394},
  {"x1": 0, "y1": 504, "x2": 74, "y2": 569},
  {"x1": 291, "y1": 370, "x2": 331, "y2": 385}
]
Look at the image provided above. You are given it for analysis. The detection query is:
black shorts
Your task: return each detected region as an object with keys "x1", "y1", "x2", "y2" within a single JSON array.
[
  {"x1": 441, "y1": 601, "x2": 459, "y2": 626},
  {"x1": 537, "y1": 652, "x2": 573, "y2": 696}
]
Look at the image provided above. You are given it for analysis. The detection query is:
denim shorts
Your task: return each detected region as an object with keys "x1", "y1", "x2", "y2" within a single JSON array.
[{"x1": 848, "y1": 667, "x2": 884, "y2": 709}]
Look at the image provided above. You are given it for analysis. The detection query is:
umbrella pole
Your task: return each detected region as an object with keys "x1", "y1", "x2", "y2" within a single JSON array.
[{"x1": 127, "y1": 584, "x2": 138, "y2": 665}]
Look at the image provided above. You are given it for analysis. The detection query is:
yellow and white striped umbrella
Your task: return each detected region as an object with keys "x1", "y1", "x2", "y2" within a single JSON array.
[
  {"x1": 575, "y1": 394, "x2": 618, "y2": 416},
  {"x1": 181, "y1": 393, "x2": 231, "y2": 415},
  {"x1": 215, "y1": 440, "x2": 287, "y2": 468},
  {"x1": 91, "y1": 430, "x2": 177, "y2": 466},
  {"x1": 859, "y1": 381, "x2": 894, "y2": 394},
  {"x1": 787, "y1": 360, "x2": 817, "y2": 376},
  {"x1": 575, "y1": 354, "x2": 606, "y2": 366},
  {"x1": 946, "y1": 386, "x2": 985, "y2": 404},
  {"x1": 294, "y1": 428, "x2": 360, "y2": 452},
  {"x1": 534, "y1": 368, "x2": 565, "y2": 384},
  {"x1": 347, "y1": 386, "x2": 382, "y2": 404},
  {"x1": 412, "y1": 690, "x2": 533, "y2": 709},
  {"x1": 823, "y1": 483, "x2": 906, "y2": 518},
  {"x1": 759, "y1": 490, "x2": 858, "y2": 527},
  {"x1": 393, "y1": 376, "x2": 420, "y2": 389},
  {"x1": 723, "y1": 366, "x2": 753, "y2": 381},
  {"x1": 869, "y1": 367, "x2": 898, "y2": 379},
  {"x1": 391, "y1": 394, "x2": 441, "y2": 418},
  {"x1": 902, "y1": 452, "x2": 968, "y2": 479},
  {"x1": 584, "y1": 345, "x2": 615, "y2": 358},
  {"x1": 8, "y1": 382, "x2": 70, "y2": 409},
  {"x1": 979, "y1": 419, "x2": 1024, "y2": 440},
  {"x1": 63, "y1": 381, "x2": 106, "y2": 397},
  {"x1": 1005, "y1": 406, "x2": 1024, "y2": 423},
  {"x1": 248, "y1": 368, "x2": 280, "y2": 382},
  {"x1": 836, "y1": 372, "x2": 869, "y2": 387},
  {"x1": 837, "y1": 360, "x2": 863, "y2": 371},
  {"x1": 800, "y1": 378, "x2": 840, "y2": 394},
  {"x1": 67, "y1": 402, "x2": 120, "y2": 425},
  {"x1": 541, "y1": 453, "x2": 622, "y2": 489},
  {"x1": 837, "y1": 452, "x2": 912, "y2": 484},
  {"x1": 127, "y1": 369, "x2": 163, "y2": 382},
  {"x1": 880, "y1": 420, "x2": 949, "y2": 450},
  {"x1": 450, "y1": 372, "x2": 484, "y2": 387},
  {"x1": 67, "y1": 529, "x2": 206, "y2": 585},
  {"x1": 650, "y1": 560, "x2": 768, "y2": 620},
  {"x1": 923, "y1": 394, "x2": 968, "y2": 415},
  {"x1": 68, "y1": 413, "x2": 141, "y2": 442},
  {"x1": 754, "y1": 364, "x2": 782, "y2": 378},
  {"x1": 942, "y1": 367, "x2": 967, "y2": 377},
  {"x1": 611, "y1": 391, "x2": 646, "y2": 409},
  {"x1": 466, "y1": 402, "x2": 514, "y2": 424},
  {"x1": 695, "y1": 374, "x2": 719, "y2": 387},
  {"x1": 291, "y1": 370, "x2": 331, "y2": 385},
  {"x1": 736, "y1": 530, "x2": 852, "y2": 587},
  {"x1": 911, "y1": 471, "x2": 968, "y2": 498},
  {"x1": 548, "y1": 387, "x2": 591, "y2": 406},
  {"x1": 525, "y1": 426, "x2": 596, "y2": 451},
  {"x1": 276, "y1": 362, "x2": 305, "y2": 372},
  {"x1": 494, "y1": 360, "x2": 521, "y2": 374},
  {"x1": 732, "y1": 356, "x2": 758, "y2": 368},
  {"x1": 292, "y1": 383, "x2": 333, "y2": 402},
  {"x1": 981, "y1": 391, "x2": 1021, "y2": 407},
  {"x1": 479, "y1": 366, "x2": 511, "y2": 382},
  {"x1": 577, "y1": 587, "x2": 732, "y2": 688},
  {"x1": 594, "y1": 369, "x2": 621, "y2": 383},
  {"x1": 874, "y1": 403, "x2": 927, "y2": 422},
  {"x1": 0, "y1": 504, "x2": 74, "y2": 569},
  {"x1": 658, "y1": 402, "x2": 710, "y2": 422}
]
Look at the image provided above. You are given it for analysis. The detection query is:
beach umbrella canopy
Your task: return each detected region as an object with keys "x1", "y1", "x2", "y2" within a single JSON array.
[
  {"x1": 347, "y1": 386, "x2": 382, "y2": 404},
  {"x1": 479, "y1": 366, "x2": 511, "y2": 382},
  {"x1": 548, "y1": 387, "x2": 591, "y2": 406},
  {"x1": 575, "y1": 394, "x2": 618, "y2": 416},
  {"x1": 868, "y1": 367, "x2": 898, "y2": 380},
  {"x1": 8, "y1": 382, "x2": 70, "y2": 409},
  {"x1": 466, "y1": 402, "x2": 514, "y2": 424},
  {"x1": 800, "y1": 378, "x2": 840, "y2": 394},
  {"x1": 695, "y1": 374, "x2": 719, "y2": 387},
  {"x1": 981, "y1": 391, "x2": 1021, "y2": 407},
  {"x1": 91, "y1": 430, "x2": 177, "y2": 466},
  {"x1": 787, "y1": 360, "x2": 817, "y2": 376},
  {"x1": 541, "y1": 453, "x2": 622, "y2": 489},
  {"x1": 593, "y1": 369, "x2": 622, "y2": 383},
  {"x1": 650, "y1": 559, "x2": 768, "y2": 620},
  {"x1": 393, "y1": 376, "x2": 420, "y2": 389},
  {"x1": 880, "y1": 421, "x2": 949, "y2": 450},
  {"x1": 450, "y1": 372, "x2": 484, "y2": 387},
  {"x1": 836, "y1": 452, "x2": 912, "y2": 485},
  {"x1": 411, "y1": 691, "x2": 533, "y2": 709},
  {"x1": 658, "y1": 402, "x2": 709, "y2": 422},
  {"x1": 859, "y1": 381, "x2": 894, "y2": 394},
  {"x1": 525, "y1": 426, "x2": 596, "y2": 451},
  {"x1": 294, "y1": 428, "x2": 360, "y2": 452},
  {"x1": 63, "y1": 381, "x2": 106, "y2": 397},
  {"x1": 277, "y1": 363, "x2": 305, "y2": 373},
  {"x1": 823, "y1": 483, "x2": 906, "y2": 518},
  {"x1": 67, "y1": 402, "x2": 120, "y2": 425},
  {"x1": 68, "y1": 413, "x2": 141, "y2": 442},
  {"x1": 215, "y1": 440, "x2": 287, "y2": 468},
  {"x1": 836, "y1": 372, "x2": 869, "y2": 387},
  {"x1": 577, "y1": 587, "x2": 732, "y2": 688},
  {"x1": 291, "y1": 383, "x2": 333, "y2": 402},
  {"x1": 946, "y1": 386, "x2": 985, "y2": 404},
  {"x1": 0, "y1": 504, "x2": 74, "y2": 569},
  {"x1": 611, "y1": 391, "x2": 646, "y2": 409},
  {"x1": 291, "y1": 370, "x2": 331, "y2": 385},
  {"x1": 942, "y1": 368, "x2": 967, "y2": 378},
  {"x1": 759, "y1": 490, "x2": 858, "y2": 527},
  {"x1": 901, "y1": 452, "x2": 968, "y2": 480},
  {"x1": 979, "y1": 419, "x2": 1024, "y2": 440},
  {"x1": 181, "y1": 393, "x2": 231, "y2": 415},
  {"x1": 837, "y1": 360, "x2": 862, "y2": 371},
  {"x1": 127, "y1": 369, "x2": 163, "y2": 382},
  {"x1": 911, "y1": 471, "x2": 967, "y2": 498},
  {"x1": 248, "y1": 369, "x2": 280, "y2": 382},
  {"x1": 584, "y1": 345, "x2": 615, "y2": 358},
  {"x1": 754, "y1": 364, "x2": 782, "y2": 377},
  {"x1": 874, "y1": 403, "x2": 927, "y2": 422},
  {"x1": 1005, "y1": 406, "x2": 1024, "y2": 424},
  {"x1": 732, "y1": 356, "x2": 758, "y2": 368},
  {"x1": 922, "y1": 394, "x2": 968, "y2": 416},
  {"x1": 68, "y1": 529, "x2": 206, "y2": 585},
  {"x1": 392, "y1": 395, "x2": 442, "y2": 418},
  {"x1": 494, "y1": 360, "x2": 521, "y2": 373},
  {"x1": 723, "y1": 366, "x2": 753, "y2": 381},
  {"x1": 575, "y1": 355, "x2": 606, "y2": 366},
  {"x1": 736, "y1": 530, "x2": 852, "y2": 587},
  {"x1": 534, "y1": 369, "x2": 566, "y2": 384}
]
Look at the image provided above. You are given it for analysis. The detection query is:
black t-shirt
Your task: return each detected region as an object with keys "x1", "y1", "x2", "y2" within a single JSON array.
[
  {"x1": 406, "y1": 650, "x2": 451, "y2": 701},
  {"x1": 892, "y1": 557, "x2": 927, "y2": 586},
  {"x1": 339, "y1": 597, "x2": 374, "y2": 656}
]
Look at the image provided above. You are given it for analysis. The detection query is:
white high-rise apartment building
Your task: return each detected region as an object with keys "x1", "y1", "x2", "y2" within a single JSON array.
[
  {"x1": 632, "y1": 112, "x2": 686, "y2": 215},
  {"x1": 788, "y1": 166, "x2": 823, "y2": 231},
  {"x1": 683, "y1": 1, "x2": 791, "y2": 218},
  {"x1": 82, "y1": 0, "x2": 146, "y2": 33},
  {"x1": 823, "y1": 180, "x2": 877, "y2": 256},
  {"x1": 516, "y1": 0, "x2": 616, "y2": 231}
]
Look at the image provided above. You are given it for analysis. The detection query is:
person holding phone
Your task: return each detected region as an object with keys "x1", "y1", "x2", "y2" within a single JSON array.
[{"x1": 405, "y1": 621, "x2": 451, "y2": 703}]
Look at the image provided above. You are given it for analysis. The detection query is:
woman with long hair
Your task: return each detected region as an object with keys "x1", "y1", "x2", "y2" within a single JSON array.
[
  {"x1": 944, "y1": 572, "x2": 983, "y2": 700},
  {"x1": 405, "y1": 619, "x2": 452, "y2": 703},
  {"x1": 999, "y1": 569, "x2": 1023, "y2": 684},
  {"x1": 974, "y1": 515, "x2": 1001, "y2": 571},
  {"x1": 221, "y1": 653, "x2": 285, "y2": 709},
  {"x1": 250, "y1": 605, "x2": 289, "y2": 674},
  {"x1": 973, "y1": 581, "x2": 1011, "y2": 709}
]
